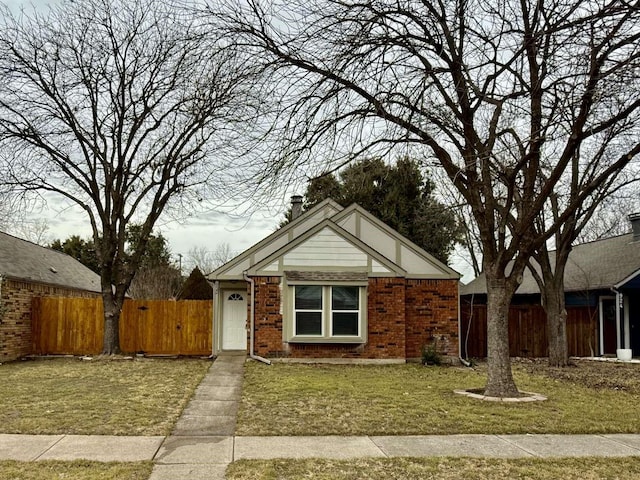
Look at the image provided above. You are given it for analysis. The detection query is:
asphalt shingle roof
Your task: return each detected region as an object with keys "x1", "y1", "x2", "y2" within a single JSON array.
[
  {"x1": 0, "y1": 231, "x2": 102, "y2": 293},
  {"x1": 461, "y1": 233, "x2": 640, "y2": 295}
]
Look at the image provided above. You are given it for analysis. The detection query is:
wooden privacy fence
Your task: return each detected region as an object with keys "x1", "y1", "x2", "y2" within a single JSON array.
[
  {"x1": 460, "y1": 304, "x2": 598, "y2": 358},
  {"x1": 32, "y1": 297, "x2": 213, "y2": 356}
]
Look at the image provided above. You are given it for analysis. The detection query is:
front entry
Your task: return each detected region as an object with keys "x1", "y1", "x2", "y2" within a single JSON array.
[
  {"x1": 600, "y1": 296, "x2": 617, "y2": 355},
  {"x1": 222, "y1": 290, "x2": 247, "y2": 350}
]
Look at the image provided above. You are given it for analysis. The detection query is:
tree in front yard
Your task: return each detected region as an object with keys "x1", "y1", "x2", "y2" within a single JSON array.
[
  {"x1": 0, "y1": 0, "x2": 257, "y2": 354},
  {"x1": 216, "y1": 0, "x2": 640, "y2": 396}
]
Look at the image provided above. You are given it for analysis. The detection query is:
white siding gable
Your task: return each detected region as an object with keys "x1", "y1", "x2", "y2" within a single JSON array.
[
  {"x1": 359, "y1": 216, "x2": 397, "y2": 261},
  {"x1": 335, "y1": 208, "x2": 451, "y2": 277},
  {"x1": 371, "y1": 259, "x2": 393, "y2": 274},
  {"x1": 263, "y1": 261, "x2": 279, "y2": 272},
  {"x1": 400, "y1": 245, "x2": 441, "y2": 275},
  {"x1": 282, "y1": 227, "x2": 367, "y2": 268}
]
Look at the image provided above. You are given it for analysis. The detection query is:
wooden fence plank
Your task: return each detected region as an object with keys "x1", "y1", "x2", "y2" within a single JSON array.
[
  {"x1": 32, "y1": 298, "x2": 213, "y2": 356},
  {"x1": 461, "y1": 302, "x2": 597, "y2": 358}
]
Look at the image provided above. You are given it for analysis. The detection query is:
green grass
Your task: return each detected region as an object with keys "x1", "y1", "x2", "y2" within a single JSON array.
[
  {"x1": 0, "y1": 460, "x2": 152, "y2": 480},
  {"x1": 0, "y1": 357, "x2": 211, "y2": 435},
  {"x1": 237, "y1": 361, "x2": 640, "y2": 435},
  {"x1": 226, "y1": 457, "x2": 640, "y2": 480}
]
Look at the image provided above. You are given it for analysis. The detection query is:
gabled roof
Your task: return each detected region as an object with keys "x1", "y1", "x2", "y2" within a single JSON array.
[
  {"x1": 332, "y1": 203, "x2": 460, "y2": 279},
  {"x1": 0, "y1": 231, "x2": 102, "y2": 293},
  {"x1": 209, "y1": 198, "x2": 460, "y2": 281},
  {"x1": 247, "y1": 218, "x2": 406, "y2": 277},
  {"x1": 209, "y1": 198, "x2": 343, "y2": 280},
  {"x1": 461, "y1": 233, "x2": 640, "y2": 296}
]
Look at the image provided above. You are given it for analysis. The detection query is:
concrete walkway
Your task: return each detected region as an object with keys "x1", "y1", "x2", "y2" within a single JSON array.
[
  {"x1": 149, "y1": 353, "x2": 245, "y2": 480},
  {"x1": 3, "y1": 354, "x2": 640, "y2": 479}
]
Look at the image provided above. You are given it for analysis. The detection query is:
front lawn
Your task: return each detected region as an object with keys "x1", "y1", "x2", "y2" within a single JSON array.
[
  {"x1": 0, "y1": 460, "x2": 152, "y2": 480},
  {"x1": 0, "y1": 357, "x2": 211, "y2": 435},
  {"x1": 226, "y1": 457, "x2": 640, "y2": 480},
  {"x1": 236, "y1": 360, "x2": 640, "y2": 435}
]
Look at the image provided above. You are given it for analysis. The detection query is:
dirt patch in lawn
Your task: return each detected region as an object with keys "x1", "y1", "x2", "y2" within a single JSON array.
[{"x1": 514, "y1": 358, "x2": 640, "y2": 393}]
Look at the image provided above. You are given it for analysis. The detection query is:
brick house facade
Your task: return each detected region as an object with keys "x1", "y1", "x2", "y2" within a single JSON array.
[
  {"x1": 0, "y1": 231, "x2": 102, "y2": 362},
  {"x1": 0, "y1": 278, "x2": 100, "y2": 362},
  {"x1": 210, "y1": 199, "x2": 461, "y2": 362},
  {"x1": 251, "y1": 276, "x2": 459, "y2": 360}
]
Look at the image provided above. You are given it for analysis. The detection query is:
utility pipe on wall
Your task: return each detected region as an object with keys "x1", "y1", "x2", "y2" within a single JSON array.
[
  {"x1": 211, "y1": 281, "x2": 219, "y2": 358},
  {"x1": 244, "y1": 272, "x2": 272, "y2": 365}
]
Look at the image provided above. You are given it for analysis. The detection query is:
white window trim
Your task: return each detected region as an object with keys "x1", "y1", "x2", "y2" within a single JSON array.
[{"x1": 289, "y1": 284, "x2": 367, "y2": 343}]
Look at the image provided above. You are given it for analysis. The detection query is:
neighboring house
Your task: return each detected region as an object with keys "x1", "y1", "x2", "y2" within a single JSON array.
[
  {"x1": 0, "y1": 231, "x2": 102, "y2": 362},
  {"x1": 208, "y1": 198, "x2": 460, "y2": 361},
  {"x1": 461, "y1": 214, "x2": 640, "y2": 358}
]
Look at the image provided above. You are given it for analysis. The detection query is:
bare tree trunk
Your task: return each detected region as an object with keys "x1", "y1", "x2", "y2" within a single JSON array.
[
  {"x1": 484, "y1": 275, "x2": 519, "y2": 397},
  {"x1": 531, "y1": 242, "x2": 571, "y2": 368},
  {"x1": 547, "y1": 303, "x2": 569, "y2": 367},
  {"x1": 102, "y1": 292, "x2": 122, "y2": 355},
  {"x1": 541, "y1": 272, "x2": 569, "y2": 367}
]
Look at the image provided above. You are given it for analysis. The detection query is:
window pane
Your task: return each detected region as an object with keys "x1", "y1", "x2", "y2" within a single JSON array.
[
  {"x1": 296, "y1": 312, "x2": 322, "y2": 335},
  {"x1": 332, "y1": 312, "x2": 359, "y2": 336},
  {"x1": 332, "y1": 286, "x2": 358, "y2": 310},
  {"x1": 295, "y1": 286, "x2": 322, "y2": 309}
]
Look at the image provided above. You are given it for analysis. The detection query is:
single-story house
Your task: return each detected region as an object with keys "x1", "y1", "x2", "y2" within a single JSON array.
[
  {"x1": 461, "y1": 214, "x2": 640, "y2": 358},
  {"x1": 208, "y1": 197, "x2": 460, "y2": 362},
  {"x1": 0, "y1": 231, "x2": 102, "y2": 362}
]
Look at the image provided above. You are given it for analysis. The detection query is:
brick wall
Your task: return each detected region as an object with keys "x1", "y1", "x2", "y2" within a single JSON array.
[
  {"x1": 252, "y1": 276, "x2": 458, "y2": 360},
  {"x1": 252, "y1": 276, "x2": 284, "y2": 356},
  {"x1": 405, "y1": 279, "x2": 459, "y2": 359},
  {"x1": 0, "y1": 278, "x2": 99, "y2": 363}
]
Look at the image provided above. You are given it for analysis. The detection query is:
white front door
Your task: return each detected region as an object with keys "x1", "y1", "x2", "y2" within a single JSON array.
[{"x1": 222, "y1": 290, "x2": 247, "y2": 350}]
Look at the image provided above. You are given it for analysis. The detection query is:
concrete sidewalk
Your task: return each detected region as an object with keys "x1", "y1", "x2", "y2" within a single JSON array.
[{"x1": 3, "y1": 433, "x2": 640, "y2": 463}]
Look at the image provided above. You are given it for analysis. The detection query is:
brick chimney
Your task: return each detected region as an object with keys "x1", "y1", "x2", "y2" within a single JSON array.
[
  {"x1": 291, "y1": 195, "x2": 303, "y2": 220},
  {"x1": 630, "y1": 213, "x2": 640, "y2": 241}
]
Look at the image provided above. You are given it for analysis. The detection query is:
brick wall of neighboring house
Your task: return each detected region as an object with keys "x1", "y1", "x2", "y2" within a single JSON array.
[
  {"x1": 405, "y1": 279, "x2": 459, "y2": 359},
  {"x1": 254, "y1": 276, "x2": 455, "y2": 360},
  {"x1": 0, "y1": 278, "x2": 99, "y2": 363}
]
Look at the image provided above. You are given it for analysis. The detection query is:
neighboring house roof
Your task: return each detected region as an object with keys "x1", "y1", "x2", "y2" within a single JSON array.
[
  {"x1": 209, "y1": 199, "x2": 459, "y2": 281},
  {"x1": 461, "y1": 233, "x2": 640, "y2": 296},
  {"x1": 0, "y1": 231, "x2": 102, "y2": 293}
]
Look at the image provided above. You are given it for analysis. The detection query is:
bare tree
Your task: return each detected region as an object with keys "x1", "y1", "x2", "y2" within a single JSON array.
[
  {"x1": 128, "y1": 264, "x2": 183, "y2": 299},
  {"x1": 0, "y1": 0, "x2": 257, "y2": 354},
  {"x1": 185, "y1": 243, "x2": 234, "y2": 275},
  {"x1": 217, "y1": 0, "x2": 640, "y2": 396},
  {"x1": 530, "y1": 166, "x2": 638, "y2": 367},
  {"x1": 12, "y1": 218, "x2": 51, "y2": 246},
  {"x1": 576, "y1": 191, "x2": 640, "y2": 244},
  {"x1": 435, "y1": 170, "x2": 484, "y2": 278}
]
